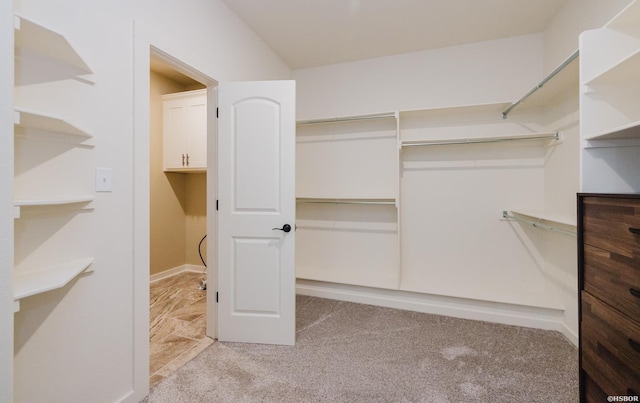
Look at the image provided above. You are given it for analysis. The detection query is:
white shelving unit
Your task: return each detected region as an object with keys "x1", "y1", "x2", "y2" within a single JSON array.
[
  {"x1": 296, "y1": 112, "x2": 401, "y2": 289},
  {"x1": 296, "y1": 75, "x2": 578, "y2": 297},
  {"x1": 13, "y1": 14, "x2": 95, "y2": 305},
  {"x1": 580, "y1": 0, "x2": 640, "y2": 193},
  {"x1": 581, "y1": 0, "x2": 640, "y2": 143}
]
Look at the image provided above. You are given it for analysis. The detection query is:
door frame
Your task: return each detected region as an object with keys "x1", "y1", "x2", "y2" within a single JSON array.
[{"x1": 132, "y1": 24, "x2": 218, "y2": 401}]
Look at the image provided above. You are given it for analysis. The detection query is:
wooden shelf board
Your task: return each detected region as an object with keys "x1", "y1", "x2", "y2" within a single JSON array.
[
  {"x1": 14, "y1": 258, "x2": 95, "y2": 300},
  {"x1": 14, "y1": 195, "x2": 95, "y2": 207},
  {"x1": 14, "y1": 107, "x2": 92, "y2": 138}
]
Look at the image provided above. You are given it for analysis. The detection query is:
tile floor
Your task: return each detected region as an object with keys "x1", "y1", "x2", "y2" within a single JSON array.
[{"x1": 149, "y1": 271, "x2": 214, "y2": 387}]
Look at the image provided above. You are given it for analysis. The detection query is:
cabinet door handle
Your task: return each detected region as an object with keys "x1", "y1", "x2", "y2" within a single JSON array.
[
  {"x1": 186, "y1": 153, "x2": 189, "y2": 166},
  {"x1": 629, "y1": 227, "x2": 640, "y2": 235},
  {"x1": 630, "y1": 288, "x2": 640, "y2": 299},
  {"x1": 629, "y1": 338, "x2": 640, "y2": 353},
  {"x1": 182, "y1": 154, "x2": 185, "y2": 166}
]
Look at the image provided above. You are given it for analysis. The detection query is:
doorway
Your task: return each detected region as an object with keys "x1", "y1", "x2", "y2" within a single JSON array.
[{"x1": 146, "y1": 48, "x2": 218, "y2": 386}]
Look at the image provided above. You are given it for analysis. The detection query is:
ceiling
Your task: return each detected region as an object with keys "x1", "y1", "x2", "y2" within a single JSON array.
[{"x1": 221, "y1": 0, "x2": 570, "y2": 70}]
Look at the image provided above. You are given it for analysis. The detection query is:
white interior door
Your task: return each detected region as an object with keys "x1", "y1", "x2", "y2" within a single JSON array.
[{"x1": 217, "y1": 80, "x2": 296, "y2": 345}]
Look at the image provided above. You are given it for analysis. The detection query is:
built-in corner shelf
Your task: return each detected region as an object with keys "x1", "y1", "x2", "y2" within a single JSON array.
[
  {"x1": 14, "y1": 13, "x2": 93, "y2": 85},
  {"x1": 14, "y1": 107, "x2": 92, "y2": 138},
  {"x1": 13, "y1": 258, "x2": 95, "y2": 307}
]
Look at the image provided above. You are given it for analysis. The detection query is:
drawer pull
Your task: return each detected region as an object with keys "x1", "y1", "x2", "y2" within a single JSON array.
[
  {"x1": 629, "y1": 227, "x2": 640, "y2": 235},
  {"x1": 631, "y1": 288, "x2": 640, "y2": 299},
  {"x1": 629, "y1": 338, "x2": 640, "y2": 353}
]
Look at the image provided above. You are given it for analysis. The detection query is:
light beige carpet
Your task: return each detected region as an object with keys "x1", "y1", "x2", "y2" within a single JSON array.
[{"x1": 145, "y1": 295, "x2": 578, "y2": 402}]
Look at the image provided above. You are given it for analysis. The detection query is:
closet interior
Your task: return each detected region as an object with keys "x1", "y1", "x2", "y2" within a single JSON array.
[{"x1": 295, "y1": 47, "x2": 581, "y2": 341}]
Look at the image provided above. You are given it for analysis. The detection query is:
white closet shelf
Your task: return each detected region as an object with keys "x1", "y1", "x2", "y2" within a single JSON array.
[
  {"x1": 14, "y1": 258, "x2": 95, "y2": 302},
  {"x1": 297, "y1": 197, "x2": 396, "y2": 206},
  {"x1": 14, "y1": 13, "x2": 92, "y2": 75},
  {"x1": 14, "y1": 107, "x2": 92, "y2": 138},
  {"x1": 503, "y1": 50, "x2": 579, "y2": 117},
  {"x1": 401, "y1": 132, "x2": 559, "y2": 147},
  {"x1": 584, "y1": 47, "x2": 640, "y2": 87},
  {"x1": 400, "y1": 102, "x2": 511, "y2": 120},
  {"x1": 164, "y1": 167, "x2": 206, "y2": 173},
  {"x1": 503, "y1": 211, "x2": 577, "y2": 237},
  {"x1": 508, "y1": 209, "x2": 577, "y2": 227},
  {"x1": 14, "y1": 195, "x2": 95, "y2": 207},
  {"x1": 584, "y1": 120, "x2": 640, "y2": 141},
  {"x1": 297, "y1": 111, "x2": 397, "y2": 125}
]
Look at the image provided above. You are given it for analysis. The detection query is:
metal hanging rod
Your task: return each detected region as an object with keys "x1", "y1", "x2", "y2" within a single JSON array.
[
  {"x1": 297, "y1": 112, "x2": 396, "y2": 126},
  {"x1": 296, "y1": 198, "x2": 396, "y2": 206},
  {"x1": 502, "y1": 50, "x2": 579, "y2": 119},
  {"x1": 502, "y1": 211, "x2": 576, "y2": 237},
  {"x1": 401, "y1": 132, "x2": 559, "y2": 148}
]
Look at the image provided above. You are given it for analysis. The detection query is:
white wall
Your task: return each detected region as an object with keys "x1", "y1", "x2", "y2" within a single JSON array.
[
  {"x1": 9, "y1": 1, "x2": 290, "y2": 402},
  {"x1": 543, "y1": 0, "x2": 633, "y2": 71},
  {"x1": 1, "y1": 0, "x2": 14, "y2": 400},
  {"x1": 294, "y1": 33, "x2": 544, "y2": 118}
]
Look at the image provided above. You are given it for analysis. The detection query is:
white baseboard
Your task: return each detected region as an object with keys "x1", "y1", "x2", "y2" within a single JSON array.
[
  {"x1": 296, "y1": 279, "x2": 577, "y2": 347},
  {"x1": 150, "y1": 264, "x2": 206, "y2": 283}
]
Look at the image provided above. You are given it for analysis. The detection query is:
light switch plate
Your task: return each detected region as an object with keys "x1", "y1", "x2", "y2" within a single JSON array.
[{"x1": 95, "y1": 167, "x2": 113, "y2": 192}]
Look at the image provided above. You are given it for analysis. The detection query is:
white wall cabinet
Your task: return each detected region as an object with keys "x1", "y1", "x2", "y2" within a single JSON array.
[
  {"x1": 13, "y1": 14, "x2": 95, "y2": 310},
  {"x1": 162, "y1": 89, "x2": 207, "y2": 172}
]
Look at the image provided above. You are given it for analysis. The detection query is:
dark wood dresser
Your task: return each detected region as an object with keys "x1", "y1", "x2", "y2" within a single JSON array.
[{"x1": 578, "y1": 194, "x2": 640, "y2": 401}]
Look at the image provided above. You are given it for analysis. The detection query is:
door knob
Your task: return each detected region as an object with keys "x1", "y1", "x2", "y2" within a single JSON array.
[{"x1": 272, "y1": 224, "x2": 292, "y2": 233}]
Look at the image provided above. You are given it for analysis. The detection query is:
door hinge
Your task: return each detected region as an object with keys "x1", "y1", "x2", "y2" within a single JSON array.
[
  {"x1": 216, "y1": 291, "x2": 219, "y2": 303},
  {"x1": 216, "y1": 107, "x2": 218, "y2": 118},
  {"x1": 216, "y1": 200, "x2": 219, "y2": 211}
]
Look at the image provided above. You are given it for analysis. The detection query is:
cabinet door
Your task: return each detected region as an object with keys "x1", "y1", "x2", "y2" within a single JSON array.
[
  {"x1": 163, "y1": 97, "x2": 188, "y2": 170},
  {"x1": 185, "y1": 92, "x2": 207, "y2": 168}
]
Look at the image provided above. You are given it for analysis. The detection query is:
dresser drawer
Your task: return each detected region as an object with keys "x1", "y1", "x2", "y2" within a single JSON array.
[
  {"x1": 581, "y1": 291, "x2": 640, "y2": 394},
  {"x1": 583, "y1": 244, "x2": 640, "y2": 320},
  {"x1": 583, "y1": 372, "x2": 611, "y2": 403},
  {"x1": 582, "y1": 197, "x2": 640, "y2": 258}
]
